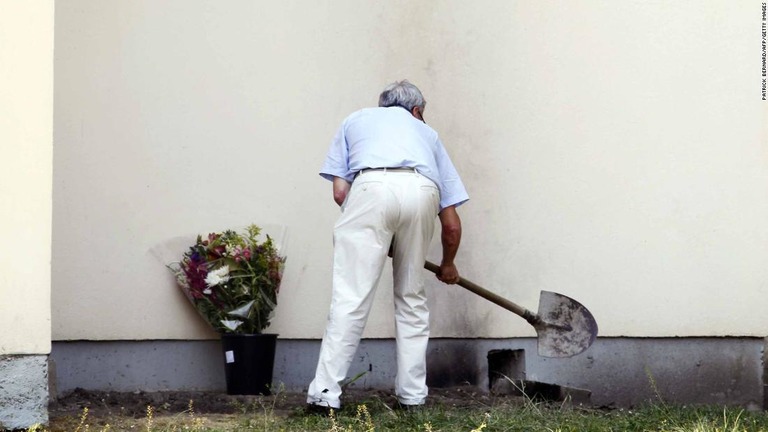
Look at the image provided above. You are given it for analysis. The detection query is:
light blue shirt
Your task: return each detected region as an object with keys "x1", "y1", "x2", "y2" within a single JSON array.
[{"x1": 320, "y1": 107, "x2": 469, "y2": 210}]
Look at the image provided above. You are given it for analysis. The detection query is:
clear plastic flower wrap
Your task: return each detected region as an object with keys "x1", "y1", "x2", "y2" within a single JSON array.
[{"x1": 166, "y1": 224, "x2": 286, "y2": 334}]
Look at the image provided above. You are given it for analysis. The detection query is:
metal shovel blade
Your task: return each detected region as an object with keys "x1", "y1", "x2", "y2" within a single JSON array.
[
  {"x1": 534, "y1": 291, "x2": 598, "y2": 358},
  {"x1": 423, "y1": 261, "x2": 598, "y2": 358}
]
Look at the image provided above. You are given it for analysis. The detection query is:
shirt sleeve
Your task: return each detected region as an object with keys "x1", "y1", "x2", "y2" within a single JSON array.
[
  {"x1": 319, "y1": 120, "x2": 354, "y2": 183},
  {"x1": 435, "y1": 139, "x2": 469, "y2": 210}
]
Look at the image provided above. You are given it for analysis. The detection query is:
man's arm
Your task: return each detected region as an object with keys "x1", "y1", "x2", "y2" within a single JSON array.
[
  {"x1": 332, "y1": 176, "x2": 351, "y2": 206},
  {"x1": 437, "y1": 205, "x2": 462, "y2": 284}
]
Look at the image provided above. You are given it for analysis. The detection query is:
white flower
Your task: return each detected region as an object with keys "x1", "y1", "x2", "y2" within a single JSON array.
[
  {"x1": 205, "y1": 265, "x2": 230, "y2": 287},
  {"x1": 228, "y1": 300, "x2": 254, "y2": 319},
  {"x1": 203, "y1": 288, "x2": 212, "y2": 295},
  {"x1": 221, "y1": 319, "x2": 243, "y2": 331}
]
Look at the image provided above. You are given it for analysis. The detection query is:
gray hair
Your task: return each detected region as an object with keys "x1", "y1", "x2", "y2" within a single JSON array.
[{"x1": 378, "y1": 80, "x2": 426, "y2": 111}]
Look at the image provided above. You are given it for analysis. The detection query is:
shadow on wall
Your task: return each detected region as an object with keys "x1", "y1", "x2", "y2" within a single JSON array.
[{"x1": 427, "y1": 341, "x2": 482, "y2": 387}]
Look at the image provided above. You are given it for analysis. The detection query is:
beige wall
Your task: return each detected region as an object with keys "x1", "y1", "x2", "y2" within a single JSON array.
[
  {"x1": 53, "y1": 1, "x2": 767, "y2": 340},
  {"x1": 0, "y1": 0, "x2": 54, "y2": 354}
]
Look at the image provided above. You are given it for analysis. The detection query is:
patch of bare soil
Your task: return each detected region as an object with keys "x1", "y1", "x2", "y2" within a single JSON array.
[{"x1": 49, "y1": 385, "x2": 514, "y2": 422}]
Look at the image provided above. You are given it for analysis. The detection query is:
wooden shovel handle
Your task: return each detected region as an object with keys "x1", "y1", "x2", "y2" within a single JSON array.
[{"x1": 424, "y1": 260, "x2": 539, "y2": 325}]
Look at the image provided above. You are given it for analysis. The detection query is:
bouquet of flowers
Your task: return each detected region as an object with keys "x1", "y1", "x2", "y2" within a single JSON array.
[{"x1": 168, "y1": 224, "x2": 286, "y2": 334}]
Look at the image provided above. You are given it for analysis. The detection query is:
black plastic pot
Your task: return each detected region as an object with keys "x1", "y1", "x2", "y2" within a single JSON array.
[{"x1": 220, "y1": 333, "x2": 278, "y2": 395}]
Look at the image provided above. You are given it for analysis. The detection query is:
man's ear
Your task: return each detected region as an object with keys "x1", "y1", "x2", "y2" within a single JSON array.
[{"x1": 411, "y1": 106, "x2": 425, "y2": 122}]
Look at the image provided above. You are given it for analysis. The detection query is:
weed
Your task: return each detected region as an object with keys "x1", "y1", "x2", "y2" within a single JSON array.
[
  {"x1": 145, "y1": 404, "x2": 153, "y2": 432},
  {"x1": 469, "y1": 412, "x2": 490, "y2": 432},
  {"x1": 340, "y1": 371, "x2": 368, "y2": 390},
  {"x1": 74, "y1": 406, "x2": 89, "y2": 432}
]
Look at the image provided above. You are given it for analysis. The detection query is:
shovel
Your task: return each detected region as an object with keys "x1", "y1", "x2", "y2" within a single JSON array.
[{"x1": 424, "y1": 261, "x2": 598, "y2": 358}]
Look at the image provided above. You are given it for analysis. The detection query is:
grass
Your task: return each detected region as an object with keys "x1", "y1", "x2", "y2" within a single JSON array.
[{"x1": 40, "y1": 390, "x2": 768, "y2": 432}]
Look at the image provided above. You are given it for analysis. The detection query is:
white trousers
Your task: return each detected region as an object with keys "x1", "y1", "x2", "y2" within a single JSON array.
[{"x1": 307, "y1": 170, "x2": 440, "y2": 408}]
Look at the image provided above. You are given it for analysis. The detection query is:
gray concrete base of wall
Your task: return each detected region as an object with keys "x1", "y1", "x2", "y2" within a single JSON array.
[
  {"x1": 51, "y1": 337, "x2": 765, "y2": 409},
  {"x1": 0, "y1": 355, "x2": 49, "y2": 430}
]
